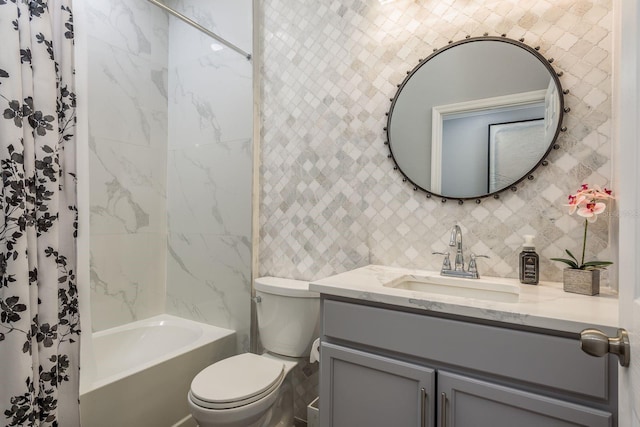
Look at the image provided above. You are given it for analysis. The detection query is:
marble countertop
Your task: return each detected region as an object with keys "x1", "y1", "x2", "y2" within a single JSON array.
[{"x1": 309, "y1": 264, "x2": 619, "y2": 335}]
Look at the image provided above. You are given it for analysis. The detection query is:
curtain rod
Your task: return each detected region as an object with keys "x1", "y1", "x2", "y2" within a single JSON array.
[{"x1": 146, "y1": 0, "x2": 252, "y2": 61}]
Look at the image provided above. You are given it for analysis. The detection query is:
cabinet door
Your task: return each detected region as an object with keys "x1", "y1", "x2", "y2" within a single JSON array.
[
  {"x1": 320, "y1": 342, "x2": 435, "y2": 427},
  {"x1": 438, "y1": 371, "x2": 612, "y2": 427}
]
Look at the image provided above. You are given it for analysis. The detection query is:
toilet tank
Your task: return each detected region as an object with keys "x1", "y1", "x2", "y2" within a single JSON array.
[{"x1": 255, "y1": 277, "x2": 320, "y2": 357}]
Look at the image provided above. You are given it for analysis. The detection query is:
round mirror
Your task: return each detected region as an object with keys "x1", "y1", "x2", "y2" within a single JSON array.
[{"x1": 386, "y1": 36, "x2": 565, "y2": 201}]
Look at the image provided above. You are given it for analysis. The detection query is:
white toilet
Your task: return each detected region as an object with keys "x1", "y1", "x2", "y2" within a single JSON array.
[{"x1": 187, "y1": 277, "x2": 320, "y2": 427}]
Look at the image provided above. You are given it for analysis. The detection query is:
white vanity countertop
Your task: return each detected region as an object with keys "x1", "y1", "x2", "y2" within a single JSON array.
[{"x1": 309, "y1": 264, "x2": 619, "y2": 335}]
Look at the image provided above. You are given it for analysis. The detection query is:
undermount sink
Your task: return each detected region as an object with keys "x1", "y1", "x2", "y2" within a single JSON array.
[{"x1": 383, "y1": 274, "x2": 520, "y2": 303}]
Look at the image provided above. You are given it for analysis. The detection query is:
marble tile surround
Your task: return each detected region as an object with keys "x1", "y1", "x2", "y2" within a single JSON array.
[
  {"x1": 86, "y1": 0, "x2": 254, "y2": 343},
  {"x1": 258, "y1": 0, "x2": 614, "y2": 285},
  {"x1": 87, "y1": 0, "x2": 169, "y2": 331},
  {"x1": 165, "y1": 0, "x2": 253, "y2": 352}
]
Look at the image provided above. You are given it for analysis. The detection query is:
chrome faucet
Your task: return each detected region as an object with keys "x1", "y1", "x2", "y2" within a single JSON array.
[
  {"x1": 432, "y1": 225, "x2": 488, "y2": 279},
  {"x1": 450, "y1": 224, "x2": 464, "y2": 271}
]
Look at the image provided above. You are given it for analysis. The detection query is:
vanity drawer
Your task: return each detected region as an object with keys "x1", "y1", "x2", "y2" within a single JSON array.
[{"x1": 322, "y1": 299, "x2": 611, "y2": 401}]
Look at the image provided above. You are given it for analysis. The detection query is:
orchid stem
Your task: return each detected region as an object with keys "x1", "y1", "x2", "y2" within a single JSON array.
[{"x1": 581, "y1": 218, "x2": 588, "y2": 267}]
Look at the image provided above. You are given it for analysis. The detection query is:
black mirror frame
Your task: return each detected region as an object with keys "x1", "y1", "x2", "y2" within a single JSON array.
[{"x1": 384, "y1": 35, "x2": 568, "y2": 204}]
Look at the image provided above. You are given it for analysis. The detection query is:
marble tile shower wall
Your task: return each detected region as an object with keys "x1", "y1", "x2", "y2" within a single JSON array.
[
  {"x1": 87, "y1": 0, "x2": 253, "y2": 344},
  {"x1": 87, "y1": 0, "x2": 169, "y2": 331},
  {"x1": 165, "y1": 0, "x2": 253, "y2": 351},
  {"x1": 259, "y1": 0, "x2": 613, "y2": 284}
]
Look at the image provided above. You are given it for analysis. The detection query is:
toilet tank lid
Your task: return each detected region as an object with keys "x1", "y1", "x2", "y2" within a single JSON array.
[{"x1": 255, "y1": 276, "x2": 319, "y2": 298}]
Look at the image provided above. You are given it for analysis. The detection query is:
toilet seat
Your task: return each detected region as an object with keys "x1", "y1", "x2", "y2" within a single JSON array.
[{"x1": 189, "y1": 353, "x2": 285, "y2": 410}]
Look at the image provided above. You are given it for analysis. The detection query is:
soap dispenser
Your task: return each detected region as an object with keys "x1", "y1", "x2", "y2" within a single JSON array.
[{"x1": 519, "y1": 235, "x2": 539, "y2": 285}]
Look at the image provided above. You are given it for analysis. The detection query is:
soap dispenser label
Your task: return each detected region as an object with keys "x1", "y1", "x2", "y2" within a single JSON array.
[{"x1": 524, "y1": 258, "x2": 536, "y2": 276}]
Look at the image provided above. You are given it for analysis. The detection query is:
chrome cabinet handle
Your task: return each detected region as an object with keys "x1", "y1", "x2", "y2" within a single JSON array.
[
  {"x1": 440, "y1": 392, "x2": 447, "y2": 427},
  {"x1": 580, "y1": 328, "x2": 630, "y2": 367},
  {"x1": 420, "y1": 387, "x2": 427, "y2": 427}
]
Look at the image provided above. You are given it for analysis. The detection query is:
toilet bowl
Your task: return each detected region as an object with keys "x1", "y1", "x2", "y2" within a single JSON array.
[
  {"x1": 188, "y1": 277, "x2": 319, "y2": 427},
  {"x1": 187, "y1": 353, "x2": 296, "y2": 427}
]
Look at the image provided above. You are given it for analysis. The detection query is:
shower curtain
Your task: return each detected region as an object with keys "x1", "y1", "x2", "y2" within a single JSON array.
[{"x1": 0, "y1": 1, "x2": 80, "y2": 426}]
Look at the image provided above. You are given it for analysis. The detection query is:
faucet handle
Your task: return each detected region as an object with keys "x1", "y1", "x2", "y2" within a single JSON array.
[
  {"x1": 432, "y1": 251, "x2": 451, "y2": 271},
  {"x1": 468, "y1": 254, "x2": 489, "y2": 274}
]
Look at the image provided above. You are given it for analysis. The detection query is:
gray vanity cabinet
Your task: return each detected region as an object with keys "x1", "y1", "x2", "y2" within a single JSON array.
[
  {"x1": 438, "y1": 371, "x2": 611, "y2": 427},
  {"x1": 321, "y1": 342, "x2": 435, "y2": 427},
  {"x1": 319, "y1": 298, "x2": 617, "y2": 427}
]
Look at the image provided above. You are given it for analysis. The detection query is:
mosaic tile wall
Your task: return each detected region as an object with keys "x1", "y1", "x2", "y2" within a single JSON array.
[
  {"x1": 291, "y1": 361, "x2": 319, "y2": 422},
  {"x1": 258, "y1": 0, "x2": 613, "y2": 285}
]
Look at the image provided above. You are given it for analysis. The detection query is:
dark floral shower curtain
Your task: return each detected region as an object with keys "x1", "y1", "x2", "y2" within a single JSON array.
[{"x1": 0, "y1": 0, "x2": 80, "y2": 426}]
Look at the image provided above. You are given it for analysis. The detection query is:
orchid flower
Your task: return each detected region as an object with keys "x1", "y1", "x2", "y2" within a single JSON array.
[
  {"x1": 577, "y1": 202, "x2": 606, "y2": 222},
  {"x1": 552, "y1": 184, "x2": 614, "y2": 270},
  {"x1": 566, "y1": 194, "x2": 586, "y2": 214}
]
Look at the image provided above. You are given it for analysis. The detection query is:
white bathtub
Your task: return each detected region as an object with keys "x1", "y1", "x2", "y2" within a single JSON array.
[{"x1": 80, "y1": 314, "x2": 236, "y2": 427}]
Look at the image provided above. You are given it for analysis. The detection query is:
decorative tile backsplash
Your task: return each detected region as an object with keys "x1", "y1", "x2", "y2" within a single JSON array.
[{"x1": 258, "y1": 0, "x2": 613, "y2": 284}]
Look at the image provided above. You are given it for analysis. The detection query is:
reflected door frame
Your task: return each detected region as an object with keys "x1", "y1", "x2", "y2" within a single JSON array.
[{"x1": 431, "y1": 89, "x2": 546, "y2": 193}]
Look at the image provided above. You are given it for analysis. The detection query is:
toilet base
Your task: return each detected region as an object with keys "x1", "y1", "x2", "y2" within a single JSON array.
[
  {"x1": 189, "y1": 355, "x2": 295, "y2": 427},
  {"x1": 262, "y1": 375, "x2": 294, "y2": 427}
]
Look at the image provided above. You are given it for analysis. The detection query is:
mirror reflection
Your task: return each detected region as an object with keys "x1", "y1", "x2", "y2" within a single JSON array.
[{"x1": 387, "y1": 37, "x2": 563, "y2": 200}]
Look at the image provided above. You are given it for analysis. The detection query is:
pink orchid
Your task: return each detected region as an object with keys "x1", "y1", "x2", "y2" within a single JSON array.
[
  {"x1": 576, "y1": 201, "x2": 606, "y2": 222},
  {"x1": 595, "y1": 186, "x2": 613, "y2": 199},
  {"x1": 566, "y1": 194, "x2": 586, "y2": 214},
  {"x1": 553, "y1": 184, "x2": 614, "y2": 270},
  {"x1": 565, "y1": 185, "x2": 613, "y2": 217}
]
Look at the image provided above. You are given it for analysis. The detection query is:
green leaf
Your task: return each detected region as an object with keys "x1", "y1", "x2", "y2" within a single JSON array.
[
  {"x1": 582, "y1": 261, "x2": 614, "y2": 268},
  {"x1": 565, "y1": 249, "x2": 578, "y2": 263},
  {"x1": 550, "y1": 258, "x2": 579, "y2": 268}
]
